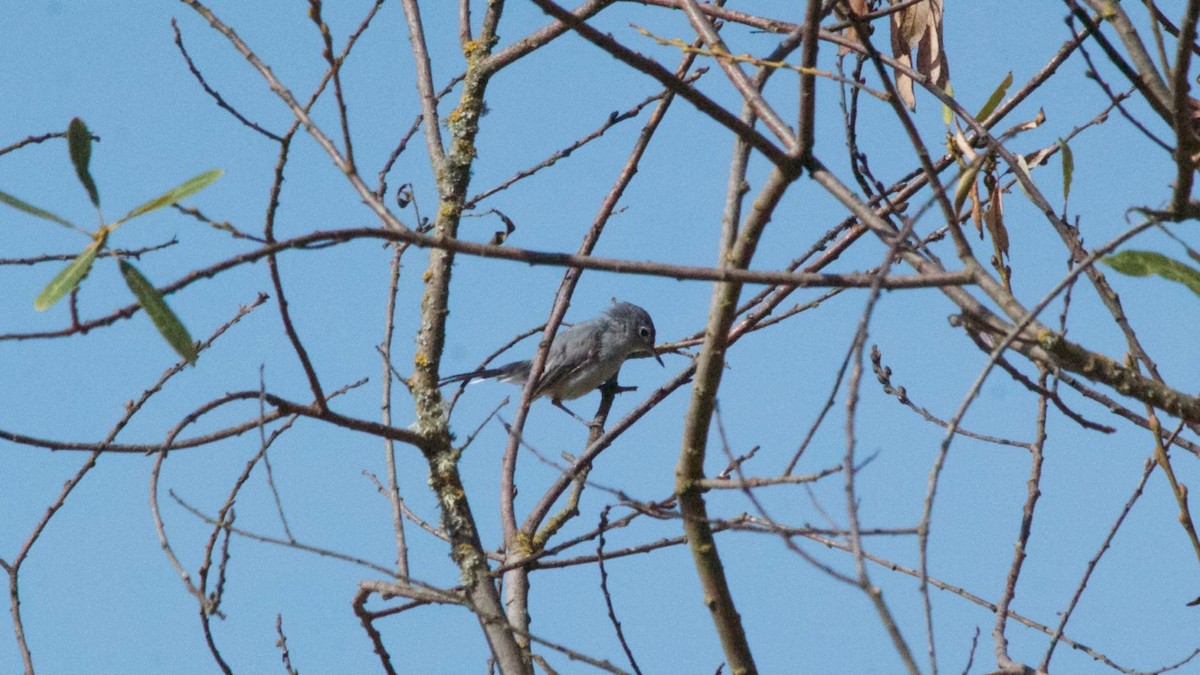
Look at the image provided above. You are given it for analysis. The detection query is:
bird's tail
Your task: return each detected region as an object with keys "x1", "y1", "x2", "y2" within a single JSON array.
[
  {"x1": 439, "y1": 368, "x2": 507, "y2": 386},
  {"x1": 439, "y1": 361, "x2": 531, "y2": 387}
]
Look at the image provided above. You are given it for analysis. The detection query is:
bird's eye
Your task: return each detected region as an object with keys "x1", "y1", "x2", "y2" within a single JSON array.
[{"x1": 639, "y1": 326, "x2": 651, "y2": 338}]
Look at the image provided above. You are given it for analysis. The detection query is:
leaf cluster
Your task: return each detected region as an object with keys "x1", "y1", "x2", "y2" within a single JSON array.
[{"x1": 0, "y1": 117, "x2": 222, "y2": 364}]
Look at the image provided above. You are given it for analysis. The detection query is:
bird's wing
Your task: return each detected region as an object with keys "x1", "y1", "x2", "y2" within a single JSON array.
[{"x1": 532, "y1": 322, "x2": 601, "y2": 399}]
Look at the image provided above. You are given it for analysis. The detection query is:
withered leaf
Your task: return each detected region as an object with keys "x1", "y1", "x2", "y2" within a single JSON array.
[
  {"x1": 890, "y1": 0, "x2": 950, "y2": 111},
  {"x1": 838, "y1": 0, "x2": 871, "y2": 56}
]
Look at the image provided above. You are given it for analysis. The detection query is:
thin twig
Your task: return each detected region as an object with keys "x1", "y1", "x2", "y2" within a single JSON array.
[{"x1": 597, "y1": 508, "x2": 643, "y2": 675}]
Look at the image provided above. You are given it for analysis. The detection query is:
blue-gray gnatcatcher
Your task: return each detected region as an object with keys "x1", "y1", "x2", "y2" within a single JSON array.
[{"x1": 441, "y1": 300, "x2": 663, "y2": 405}]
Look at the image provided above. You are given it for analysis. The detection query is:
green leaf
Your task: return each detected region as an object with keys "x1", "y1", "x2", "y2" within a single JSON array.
[
  {"x1": 34, "y1": 242, "x2": 100, "y2": 311},
  {"x1": 0, "y1": 189, "x2": 82, "y2": 231},
  {"x1": 1103, "y1": 250, "x2": 1200, "y2": 298},
  {"x1": 976, "y1": 72, "x2": 1013, "y2": 122},
  {"x1": 118, "y1": 260, "x2": 198, "y2": 365},
  {"x1": 942, "y1": 82, "x2": 955, "y2": 126},
  {"x1": 953, "y1": 153, "x2": 986, "y2": 216},
  {"x1": 1012, "y1": 154, "x2": 1035, "y2": 202},
  {"x1": 67, "y1": 117, "x2": 100, "y2": 207},
  {"x1": 1058, "y1": 139, "x2": 1074, "y2": 204},
  {"x1": 120, "y1": 169, "x2": 223, "y2": 223}
]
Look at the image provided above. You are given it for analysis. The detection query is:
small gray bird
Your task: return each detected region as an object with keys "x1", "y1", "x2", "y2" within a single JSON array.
[{"x1": 441, "y1": 301, "x2": 663, "y2": 407}]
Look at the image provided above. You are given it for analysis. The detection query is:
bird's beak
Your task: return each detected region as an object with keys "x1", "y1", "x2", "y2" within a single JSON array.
[{"x1": 652, "y1": 349, "x2": 664, "y2": 367}]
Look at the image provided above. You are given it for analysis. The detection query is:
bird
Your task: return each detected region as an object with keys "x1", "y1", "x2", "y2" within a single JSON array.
[{"x1": 440, "y1": 300, "x2": 663, "y2": 414}]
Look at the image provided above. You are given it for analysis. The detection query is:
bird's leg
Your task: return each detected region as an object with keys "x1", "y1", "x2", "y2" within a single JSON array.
[
  {"x1": 551, "y1": 398, "x2": 594, "y2": 427},
  {"x1": 598, "y1": 377, "x2": 637, "y2": 396}
]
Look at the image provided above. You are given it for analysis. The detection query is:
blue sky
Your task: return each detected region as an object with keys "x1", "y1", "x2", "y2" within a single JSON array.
[{"x1": 1, "y1": 1, "x2": 1197, "y2": 673}]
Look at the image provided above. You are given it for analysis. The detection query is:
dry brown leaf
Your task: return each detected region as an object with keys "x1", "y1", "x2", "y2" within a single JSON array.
[
  {"x1": 893, "y1": 0, "x2": 931, "y2": 50},
  {"x1": 969, "y1": 178, "x2": 983, "y2": 237},
  {"x1": 984, "y1": 175, "x2": 1010, "y2": 290},
  {"x1": 986, "y1": 178, "x2": 1007, "y2": 258},
  {"x1": 890, "y1": 4, "x2": 918, "y2": 109},
  {"x1": 987, "y1": 185, "x2": 1012, "y2": 290},
  {"x1": 916, "y1": 0, "x2": 948, "y2": 89},
  {"x1": 838, "y1": 0, "x2": 871, "y2": 56},
  {"x1": 890, "y1": 0, "x2": 950, "y2": 111},
  {"x1": 1008, "y1": 107, "x2": 1046, "y2": 135}
]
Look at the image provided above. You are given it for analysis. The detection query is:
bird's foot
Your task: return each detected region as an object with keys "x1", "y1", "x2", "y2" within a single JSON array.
[{"x1": 552, "y1": 399, "x2": 595, "y2": 427}]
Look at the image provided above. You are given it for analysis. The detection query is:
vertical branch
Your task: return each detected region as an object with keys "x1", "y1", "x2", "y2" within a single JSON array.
[
  {"x1": 407, "y1": 0, "x2": 504, "y2": 400},
  {"x1": 843, "y1": 355, "x2": 920, "y2": 674},
  {"x1": 664, "y1": 18, "x2": 806, "y2": 668},
  {"x1": 836, "y1": 139, "x2": 925, "y2": 673},
  {"x1": 992, "y1": 373, "x2": 1048, "y2": 673},
  {"x1": 399, "y1": 0, "x2": 446, "y2": 172},
  {"x1": 262, "y1": 131, "x2": 328, "y2": 411},
  {"x1": 259, "y1": 367, "x2": 295, "y2": 542},
  {"x1": 400, "y1": 1, "x2": 528, "y2": 672},
  {"x1": 458, "y1": 0, "x2": 472, "y2": 46},
  {"x1": 500, "y1": 37, "x2": 706, "y2": 651},
  {"x1": 275, "y1": 614, "x2": 299, "y2": 675},
  {"x1": 796, "y1": 0, "x2": 824, "y2": 154},
  {"x1": 308, "y1": 0, "x2": 356, "y2": 172},
  {"x1": 1169, "y1": 0, "x2": 1200, "y2": 212},
  {"x1": 676, "y1": 166, "x2": 798, "y2": 675},
  {"x1": 380, "y1": 245, "x2": 410, "y2": 578},
  {"x1": 841, "y1": 296, "x2": 921, "y2": 671},
  {"x1": 665, "y1": 19, "x2": 807, "y2": 664},
  {"x1": 597, "y1": 507, "x2": 643, "y2": 675}
]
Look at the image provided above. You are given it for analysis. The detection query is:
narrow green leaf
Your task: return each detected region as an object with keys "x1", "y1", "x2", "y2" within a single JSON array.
[
  {"x1": 976, "y1": 72, "x2": 1013, "y2": 122},
  {"x1": 67, "y1": 117, "x2": 100, "y2": 207},
  {"x1": 941, "y1": 82, "x2": 955, "y2": 126},
  {"x1": 0, "y1": 189, "x2": 82, "y2": 231},
  {"x1": 34, "y1": 243, "x2": 99, "y2": 311},
  {"x1": 121, "y1": 169, "x2": 223, "y2": 222},
  {"x1": 1012, "y1": 154, "x2": 1035, "y2": 202},
  {"x1": 1103, "y1": 250, "x2": 1200, "y2": 298},
  {"x1": 119, "y1": 260, "x2": 198, "y2": 365},
  {"x1": 1058, "y1": 139, "x2": 1074, "y2": 204},
  {"x1": 1103, "y1": 250, "x2": 1156, "y2": 276},
  {"x1": 953, "y1": 153, "x2": 986, "y2": 215}
]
